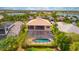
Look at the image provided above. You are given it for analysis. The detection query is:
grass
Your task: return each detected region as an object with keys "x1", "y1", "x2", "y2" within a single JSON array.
[
  {"x1": 66, "y1": 33, "x2": 79, "y2": 42},
  {"x1": 26, "y1": 47, "x2": 54, "y2": 51},
  {"x1": 76, "y1": 21, "x2": 79, "y2": 27}
]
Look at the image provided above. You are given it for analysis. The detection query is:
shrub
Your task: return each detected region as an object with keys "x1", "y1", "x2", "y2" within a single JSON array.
[
  {"x1": 70, "y1": 42, "x2": 79, "y2": 51},
  {"x1": 0, "y1": 36, "x2": 18, "y2": 51},
  {"x1": 76, "y1": 20, "x2": 79, "y2": 27}
]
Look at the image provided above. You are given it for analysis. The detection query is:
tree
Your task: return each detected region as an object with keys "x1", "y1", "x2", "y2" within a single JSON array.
[
  {"x1": 51, "y1": 11, "x2": 58, "y2": 22},
  {"x1": 76, "y1": 20, "x2": 79, "y2": 27},
  {"x1": 64, "y1": 16, "x2": 72, "y2": 24},
  {"x1": 51, "y1": 24, "x2": 71, "y2": 51},
  {"x1": 0, "y1": 36, "x2": 18, "y2": 51},
  {"x1": 51, "y1": 24, "x2": 59, "y2": 35},
  {"x1": 16, "y1": 24, "x2": 28, "y2": 50},
  {"x1": 58, "y1": 34, "x2": 71, "y2": 51}
]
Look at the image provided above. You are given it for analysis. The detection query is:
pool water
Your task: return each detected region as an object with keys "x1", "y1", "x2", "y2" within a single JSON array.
[{"x1": 33, "y1": 38, "x2": 50, "y2": 43}]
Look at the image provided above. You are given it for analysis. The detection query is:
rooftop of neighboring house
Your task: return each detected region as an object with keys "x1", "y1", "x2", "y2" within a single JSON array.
[
  {"x1": 0, "y1": 22, "x2": 14, "y2": 39},
  {"x1": 0, "y1": 22, "x2": 14, "y2": 35},
  {"x1": 0, "y1": 22, "x2": 13, "y2": 29},
  {"x1": 7, "y1": 21, "x2": 24, "y2": 36},
  {"x1": 0, "y1": 15, "x2": 4, "y2": 19},
  {"x1": 57, "y1": 22, "x2": 79, "y2": 34}
]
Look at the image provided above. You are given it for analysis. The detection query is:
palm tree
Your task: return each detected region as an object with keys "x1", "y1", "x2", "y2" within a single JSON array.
[
  {"x1": 51, "y1": 24, "x2": 71, "y2": 51},
  {"x1": 51, "y1": 11, "x2": 58, "y2": 22}
]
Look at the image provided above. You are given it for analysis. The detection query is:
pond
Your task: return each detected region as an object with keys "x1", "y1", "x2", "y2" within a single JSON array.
[{"x1": 7, "y1": 13, "x2": 25, "y2": 16}]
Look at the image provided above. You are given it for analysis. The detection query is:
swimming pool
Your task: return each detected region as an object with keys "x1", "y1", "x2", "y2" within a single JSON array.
[{"x1": 33, "y1": 38, "x2": 50, "y2": 43}]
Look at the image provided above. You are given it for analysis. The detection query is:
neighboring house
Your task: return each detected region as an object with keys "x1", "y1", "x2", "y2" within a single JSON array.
[
  {"x1": 0, "y1": 21, "x2": 23, "y2": 39},
  {"x1": 29, "y1": 16, "x2": 33, "y2": 20},
  {"x1": 48, "y1": 16, "x2": 54, "y2": 20},
  {"x1": 48, "y1": 16, "x2": 55, "y2": 24},
  {"x1": 0, "y1": 15, "x2": 4, "y2": 20},
  {"x1": 27, "y1": 17, "x2": 52, "y2": 38},
  {"x1": 57, "y1": 16, "x2": 64, "y2": 21},
  {"x1": 8, "y1": 21, "x2": 24, "y2": 36},
  {"x1": 0, "y1": 22, "x2": 14, "y2": 39},
  {"x1": 57, "y1": 22, "x2": 79, "y2": 34},
  {"x1": 71, "y1": 17, "x2": 77, "y2": 22}
]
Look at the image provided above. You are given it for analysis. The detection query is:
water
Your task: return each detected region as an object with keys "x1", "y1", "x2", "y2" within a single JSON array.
[
  {"x1": 57, "y1": 13, "x2": 79, "y2": 17},
  {"x1": 7, "y1": 13, "x2": 25, "y2": 16},
  {"x1": 33, "y1": 38, "x2": 50, "y2": 43}
]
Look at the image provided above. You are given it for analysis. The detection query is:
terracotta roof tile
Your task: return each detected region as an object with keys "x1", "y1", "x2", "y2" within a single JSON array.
[{"x1": 27, "y1": 18, "x2": 52, "y2": 26}]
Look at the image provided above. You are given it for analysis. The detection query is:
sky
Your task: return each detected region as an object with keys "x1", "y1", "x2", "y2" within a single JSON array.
[
  {"x1": 0, "y1": 0, "x2": 79, "y2": 11},
  {"x1": 0, "y1": 7, "x2": 79, "y2": 11},
  {"x1": 0, "y1": 0, "x2": 79, "y2": 7}
]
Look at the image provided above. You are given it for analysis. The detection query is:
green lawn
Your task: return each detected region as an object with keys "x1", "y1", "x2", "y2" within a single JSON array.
[
  {"x1": 66, "y1": 33, "x2": 79, "y2": 42},
  {"x1": 26, "y1": 47, "x2": 55, "y2": 51}
]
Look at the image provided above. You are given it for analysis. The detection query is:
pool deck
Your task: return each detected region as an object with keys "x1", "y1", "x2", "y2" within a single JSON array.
[{"x1": 28, "y1": 30, "x2": 53, "y2": 39}]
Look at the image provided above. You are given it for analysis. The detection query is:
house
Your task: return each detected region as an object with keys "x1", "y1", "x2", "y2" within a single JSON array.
[
  {"x1": 29, "y1": 16, "x2": 33, "y2": 20},
  {"x1": 0, "y1": 15, "x2": 4, "y2": 19},
  {"x1": 57, "y1": 16, "x2": 65, "y2": 21},
  {"x1": 0, "y1": 22, "x2": 14, "y2": 39},
  {"x1": 0, "y1": 21, "x2": 23, "y2": 39},
  {"x1": 57, "y1": 22, "x2": 79, "y2": 34},
  {"x1": 27, "y1": 17, "x2": 52, "y2": 38},
  {"x1": 8, "y1": 21, "x2": 24, "y2": 36},
  {"x1": 48, "y1": 16, "x2": 55, "y2": 24}
]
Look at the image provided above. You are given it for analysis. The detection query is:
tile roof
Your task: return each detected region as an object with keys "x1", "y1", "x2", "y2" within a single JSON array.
[{"x1": 27, "y1": 18, "x2": 52, "y2": 26}]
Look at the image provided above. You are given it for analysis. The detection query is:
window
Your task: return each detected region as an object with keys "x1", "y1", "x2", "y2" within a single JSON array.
[
  {"x1": 35, "y1": 26, "x2": 44, "y2": 30},
  {"x1": 0, "y1": 29, "x2": 5, "y2": 34},
  {"x1": 6, "y1": 28, "x2": 9, "y2": 31},
  {"x1": 46, "y1": 26, "x2": 50, "y2": 28},
  {"x1": 28, "y1": 26, "x2": 34, "y2": 30}
]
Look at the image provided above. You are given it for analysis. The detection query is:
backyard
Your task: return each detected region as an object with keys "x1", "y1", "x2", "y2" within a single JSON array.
[{"x1": 0, "y1": 11, "x2": 79, "y2": 51}]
